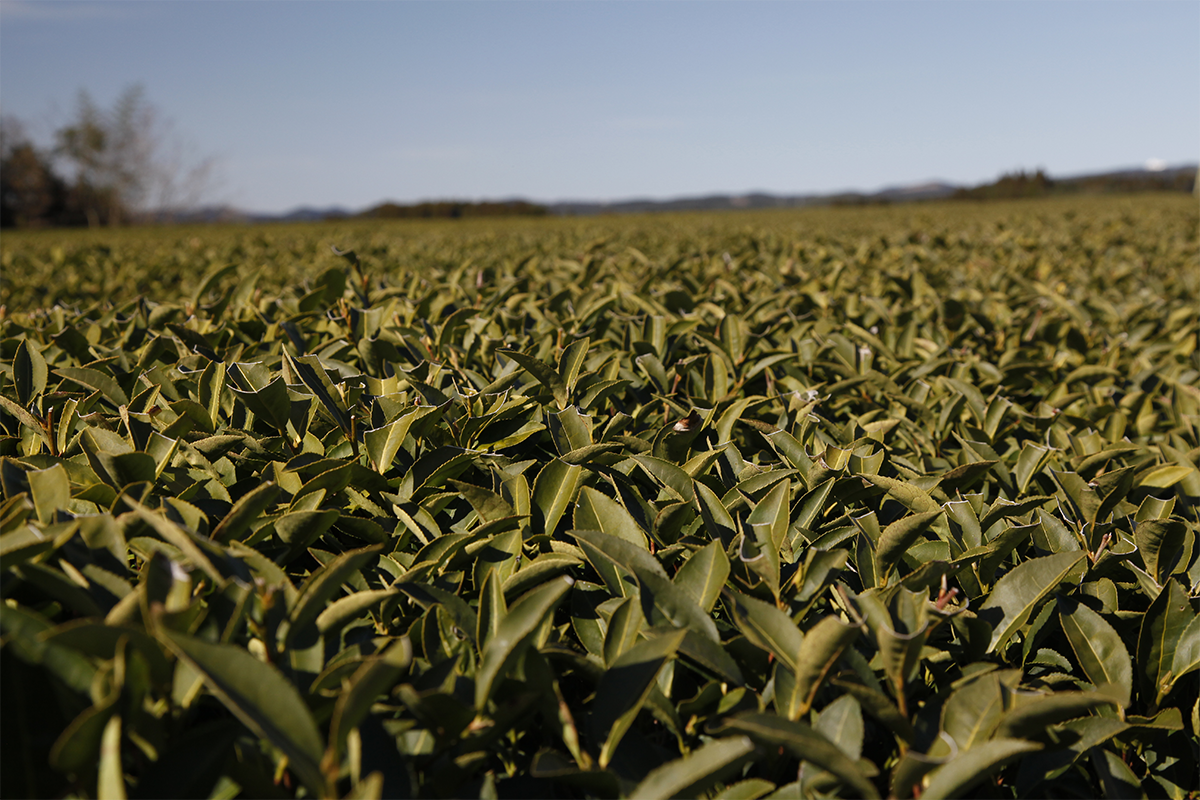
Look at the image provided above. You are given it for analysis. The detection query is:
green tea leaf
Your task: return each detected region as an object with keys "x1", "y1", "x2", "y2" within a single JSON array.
[
  {"x1": 1090, "y1": 748, "x2": 1142, "y2": 800},
  {"x1": 532, "y1": 458, "x2": 582, "y2": 536},
  {"x1": 1137, "y1": 578, "x2": 1195, "y2": 703},
  {"x1": 13, "y1": 339, "x2": 48, "y2": 406},
  {"x1": 921, "y1": 739, "x2": 1042, "y2": 800},
  {"x1": 475, "y1": 575, "x2": 572, "y2": 709},
  {"x1": 1135, "y1": 518, "x2": 1187, "y2": 584},
  {"x1": 592, "y1": 628, "x2": 686, "y2": 768},
  {"x1": 159, "y1": 629, "x2": 326, "y2": 796},
  {"x1": 995, "y1": 690, "x2": 1120, "y2": 739},
  {"x1": 874, "y1": 509, "x2": 943, "y2": 585},
  {"x1": 792, "y1": 614, "x2": 861, "y2": 717},
  {"x1": 210, "y1": 481, "x2": 280, "y2": 543},
  {"x1": 815, "y1": 695, "x2": 863, "y2": 762},
  {"x1": 716, "y1": 712, "x2": 879, "y2": 799},
  {"x1": 723, "y1": 588, "x2": 803, "y2": 672},
  {"x1": 97, "y1": 715, "x2": 126, "y2": 800},
  {"x1": 501, "y1": 349, "x2": 568, "y2": 408},
  {"x1": 55, "y1": 366, "x2": 129, "y2": 408},
  {"x1": 574, "y1": 486, "x2": 649, "y2": 549},
  {"x1": 328, "y1": 638, "x2": 412, "y2": 760},
  {"x1": 673, "y1": 539, "x2": 729, "y2": 613},
  {"x1": 977, "y1": 551, "x2": 1086, "y2": 653},
  {"x1": 27, "y1": 463, "x2": 70, "y2": 524},
  {"x1": 286, "y1": 544, "x2": 384, "y2": 648},
  {"x1": 558, "y1": 336, "x2": 590, "y2": 397},
  {"x1": 1058, "y1": 596, "x2": 1132, "y2": 707},
  {"x1": 629, "y1": 735, "x2": 756, "y2": 800}
]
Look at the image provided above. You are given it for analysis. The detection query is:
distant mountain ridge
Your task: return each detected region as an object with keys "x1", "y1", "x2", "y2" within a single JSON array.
[
  {"x1": 549, "y1": 180, "x2": 965, "y2": 216},
  {"x1": 171, "y1": 163, "x2": 1197, "y2": 223}
]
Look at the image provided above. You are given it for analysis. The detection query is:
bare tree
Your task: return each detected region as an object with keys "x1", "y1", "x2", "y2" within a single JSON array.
[{"x1": 54, "y1": 84, "x2": 217, "y2": 226}]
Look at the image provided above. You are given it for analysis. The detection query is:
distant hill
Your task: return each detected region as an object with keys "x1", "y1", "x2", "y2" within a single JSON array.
[
  {"x1": 269, "y1": 206, "x2": 353, "y2": 222},
  {"x1": 547, "y1": 166, "x2": 1196, "y2": 215},
  {"x1": 356, "y1": 199, "x2": 548, "y2": 219},
  {"x1": 149, "y1": 205, "x2": 352, "y2": 224},
  {"x1": 951, "y1": 165, "x2": 1196, "y2": 201},
  {"x1": 549, "y1": 181, "x2": 964, "y2": 216},
  {"x1": 155, "y1": 163, "x2": 1198, "y2": 224}
]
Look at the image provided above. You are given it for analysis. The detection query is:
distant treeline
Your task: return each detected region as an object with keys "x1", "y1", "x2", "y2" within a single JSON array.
[
  {"x1": 358, "y1": 200, "x2": 549, "y2": 219},
  {"x1": 952, "y1": 167, "x2": 1197, "y2": 201}
]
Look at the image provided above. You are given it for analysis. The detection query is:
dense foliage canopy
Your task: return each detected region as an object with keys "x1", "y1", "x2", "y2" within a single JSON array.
[{"x1": 1, "y1": 196, "x2": 1197, "y2": 799}]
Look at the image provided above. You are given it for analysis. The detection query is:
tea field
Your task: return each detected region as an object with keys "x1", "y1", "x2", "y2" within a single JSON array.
[{"x1": 1, "y1": 195, "x2": 1198, "y2": 799}]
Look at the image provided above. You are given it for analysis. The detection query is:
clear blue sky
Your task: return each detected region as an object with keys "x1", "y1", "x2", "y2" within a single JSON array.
[{"x1": 2, "y1": 0, "x2": 1196, "y2": 214}]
